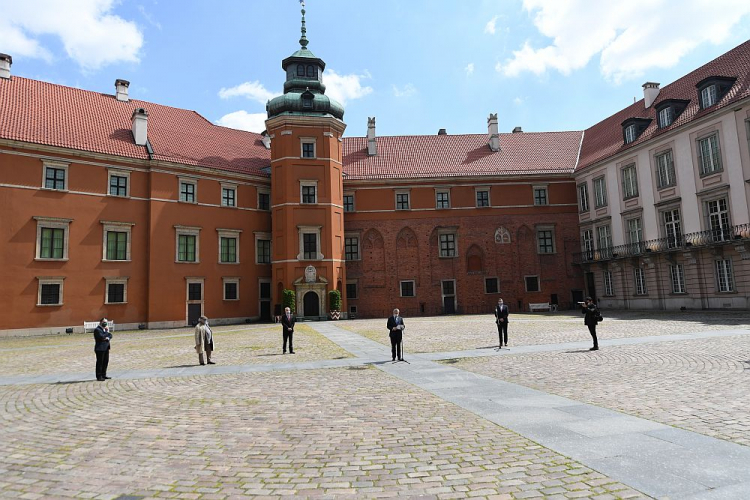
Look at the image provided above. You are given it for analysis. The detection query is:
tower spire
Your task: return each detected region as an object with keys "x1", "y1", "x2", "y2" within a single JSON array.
[{"x1": 299, "y1": 1, "x2": 309, "y2": 49}]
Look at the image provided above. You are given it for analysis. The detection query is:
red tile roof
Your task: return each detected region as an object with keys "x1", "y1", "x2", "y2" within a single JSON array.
[
  {"x1": 0, "y1": 76, "x2": 272, "y2": 177},
  {"x1": 341, "y1": 131, "x2": 583, "y2": 180},
  {"x1": 578, "y1": 39, "x2": 750, "y2": 171}
]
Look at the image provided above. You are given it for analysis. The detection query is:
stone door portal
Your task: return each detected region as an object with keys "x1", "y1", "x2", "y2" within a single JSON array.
[{"x1": 303, "y1": 291, "x2": 320, "y2": 317}]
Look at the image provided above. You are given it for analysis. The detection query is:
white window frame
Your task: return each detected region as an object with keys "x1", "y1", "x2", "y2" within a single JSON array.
[
  {"x1": 257, "y1": 188, "x2": 271, "y2": 211},
  {"x1": 705, "y1": 197, "x2": 732, "y2": 242},
  {"x1": 435, "y1": 189, "x2": 451, "y2": 209},
  {"x1": 217, "y1": 228, "x2": 242, "y2": 265},
  {"x1": 178, "y1": 177, "x2": 198, "y2": 204},
  {"x1": 221, "y1": 183, "x2": 238, "y2": 208},
  {"x1": 343, "y1": 192, "x2": 355, "y2": 212},
  {"x1": 533, "y1": 185, "x2": 549, "y2": 206},
  {"x1": 715, "y1": 259, "x2": 734, "y2": 293},
  {"x1": 578, "y1": 183, "x2": 589, "y2": 212},
  {"x1": 658, "y1": 106, "x2": 674, "y2": 128},
  {"x1": 634, "y1": 267, "x2": 647, "y2": 295},
  {"x1": 524, "y1": 275, "x2": 540, "y2": 293},
  {"x1": 596, "y1": 225, "x2": 612, "y2": 250},
  {"x1": 484, "y1": 277, "x2": 499, "y2": 294},
  {"x1": 300, "y1": 180, "x2": 318, "y2": 205},
  {"x1": 662, "y1": 208, "x2": 682, "y2": 248},
  {"x1": 582, "y1": 229, "x2": 594, "y2": 257},
  {"x1": 621, "y1": 164, "x2": 639, "y2": 199},
  {"x1": 626, "y1": 217, "x2": 643, "y2": 244},
  {"x1": 34, "y1": 216, "x2": 72, "y2": 261},
  {"x1": 603, "y1": 271, "x2": 614, "y2": 296},
  {"x1": 399, "y1": 280, "x2": 416, "y2": 297},
  {"x1": 624, "y1": 124, "x2": 637, "y2": 144},
  {"x1": 536, "y1": 226, "x2": 555, "y2": 254},
  {"x1": 593, "y1": 176, "x2": 607, "y2": 208},
  {"x1": 670, "y1": 264, "x2": 686, "y2": 294},
  {"x1": 107, "y1": 169, "x2": 131, "y2": 198},
  {"x1": 101, "y1": 221, "x2": 134, "y2": 262},
  {"x1": 475, "y1": 187, "x2": 491, "y2": 208},
  {"x1": 37, "y1": 276, "x2": 65, "y2": 307},
  {"x1": 697, "y1": 133, "x2": 722, "y2": 176},
  {"x1": 395, "y1": 190, "x2": 411, "y2": 210},
  {"x1": 42, "y1": 161, "x2": 69, "y2": 191},
  {"x1": 344, "y1": 233, "x2": 361, "y2": 261},
  {"x1": 223, "y1": 277, "x2": 241, "y2": 301},
  {"x1": 438, "y1": 229, "x2": 458, "y2": 258},
  {"x1": 175, "y1": 225, "x2": 201, "y2": 263},
  {"x1": 105, "y1": 277, "x2": 129, "y2": 305},
  {"x1": 701, "y1": 84, "x2": 717, "y2": 108},
  {"x1": 300, "y1": 137, "x2": 317, "y2": 159},
  {"x1": 297, "y1": 225, "x2": 323, "y2": 261},
  {"x1": 655, "y1": 150, "x2": 676, "y2": 189}
]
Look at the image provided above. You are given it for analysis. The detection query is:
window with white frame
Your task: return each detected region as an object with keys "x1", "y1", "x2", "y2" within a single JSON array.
[
  {"x1": 582, "y1": 229, "x2": 594, "y2": 259},
  {"x1": 101, "y1": 221, "x2": 134, "y2": 261},
  {"x1": 35, "y1": 217, "x2": 71, "y2": 260},
  {"x1": 524, "y1": 275, "x2": 540, "y2": 292},
  {"x1": 301, "y1": 138, "x2": 316, "y2": 158},
  {"x1": 400, "y1": 280, "x2": 415, "y2": 297},
  {"x1": 435, "y1": 190, "x2": 450, "y2": 209},
  {"x1": 301, "y1": 181, "x2": 317, "y2": 204},
  {"x1": 670, "y1": 265, "x2": 686, "y2": 294},
  {"x1": 485, "y1": 277, "x2": 499, "y2": 294},
  {"x1": 621, "y1": 164, "x2": 639, "y2": 199},
  {"x1": 105, "y1": 278, "x2": 128, "y2": 304},
  {"x1": 716, "y1": 259, "x2": 734, "y2": 292},
  {"x1": 297, "y1": 226, "x2": 322, "y2": 260},
  {"x1": 476, "y1": 188, "x2": 490, "y2": 207},
  {"x1": 655, "y1": 150, "x2": 676, "y2": 189},
  {"x1": 223, "y1": 278, "x2": 240, "y2": 301},
  {"x1": 343, "y1": 193, "x2": 355, "y2": 212},
  {"x1": 533, "y1": 186, "x2": 548, "y2": 206},
  {"x1": 593, "y1": 176, "x2": 607, "y2": 208},
  {"x1": 218, "y1": 229, "x2": 241, "y2": 264},
  {"x1": 603, "y1": 271, "x2": 614, "y2": 296},
  {"x1": 396, "y1": 191, "x2": 410, "y2": 210},
  {"x1": 257, "y1": 189, "x2": 270, "y2": 211},
  {"x1": 108, "y1": 170, "x2": 130, "y2": 197},
  {"x1": 221, "y1": 184, "x2": 237, "y2": 207},
  {"x1": 697, "y1": 134, "x2": 722, "y2": 176},
  {"x1": 627, "y1": 218, "x2": 643, "y2": 245},
  {"x1": 706, "y1": 198, "x2": 731, "y2": 242},
  {"x1": 634, "y1": 267, "x2": 647, "y2": 295},
  {"x1": 179, "y1": 178, "x2": 197, "y2": 203},
  {"x1": 701, "y1": 84, "x2": 718, "y2": 108},
  {"x1": 175, "y1": 225, "x2": 200, "y2": 263},
  {"x1": 439, "y1": 232, "x2": 457, "y2": 258},
  {"x1": 344, "y1": 235, "x2": 360, "y2": 261},
  {"x1": 43, "y1": 161, "x2": 68, "y2": 190},
  {"x1": 537, "y1": 228, "x2": 555, "y2": 254},
  {"x1": 597, "y1": 225, "x2": 612, "y2": 250},
  {"x1": 663, "y1": 208, "x2": 682, "y2": 248},
  {"x1": 37, "y1": 277, "x2": 64, "y2": 306},
  {"x1": 578, "y1": 183, "x2": 589, "y2": 212},
  {"x1": 658, "y1": 106, "x2": 674, "y2": 128},
  {"x1": 624, "y1": 124, "x2": 637, "y2": 144}
]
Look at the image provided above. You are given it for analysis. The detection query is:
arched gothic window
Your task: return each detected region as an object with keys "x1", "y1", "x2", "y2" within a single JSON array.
[{"x1": 494, "y1": 227, "x2": 511, "y2": 244}]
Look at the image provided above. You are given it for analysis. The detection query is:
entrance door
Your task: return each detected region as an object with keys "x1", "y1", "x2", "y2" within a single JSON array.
[
  {"x1": 187, "y1": 281, "x2": 203, "y2": 326},
  {"x1": 571, "y1": 289, "x2": 584, "y2": 308},
  {"x1": 585, "y1": 272, "x2": 597, "y2": 303},
  {"x1": 259, "y1": 281, "x2": 271, "y2": 322},
  {"x1": 441, "y1": 280, "x2": 456, "y2": 314},
  {"x1": 303, "y1": 291, "x2": 320, "y2": 317}
]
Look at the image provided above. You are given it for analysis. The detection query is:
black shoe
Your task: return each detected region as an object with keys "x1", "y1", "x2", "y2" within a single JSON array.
[
  {"x1": 104, "y1": 376, "x2": 111, "y2": 379},
  {"x1": 96, "y1": 378, "x2": 104, "y2": 381},
  {"x1": 392, "y1": 358, "x2": 396, "y2": 361},
  {"x1": 207, "y1": 361, "x2": 215, "y2": 364},
  {"x1": 398, "y1": 358, "x2": 404, "y2": 361},
  {"x1": 283, "y1": 351, "x2": 286, "y2": 354},
  {"x1": 290, "y1": 351, "x2": 295, "y2": 354},
  {"x1": 200, "y1": 362, "x2": 205, "y2": 365},
  {"x1": 590, "y1": 347, "x2": 599, "y2": 351}
]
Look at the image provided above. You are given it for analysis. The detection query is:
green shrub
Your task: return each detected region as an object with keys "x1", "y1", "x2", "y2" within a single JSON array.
[
  {"x1": 328, "y1": 289, "x2": 342, "y2": 311},
  {"x1": 282, "y1": 289, "x2": 296, "y2": 312}
]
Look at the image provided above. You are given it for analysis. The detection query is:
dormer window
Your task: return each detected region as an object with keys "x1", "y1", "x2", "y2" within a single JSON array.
[
  {"x1": 621, "y1": 118, "x2": 651, "y2": 145},
  {"x1": 297, "y1": 64, "x2": 305, "y2": 77},
  {"x1": 655, "y1": 99, "x2": 689, "y2": 129},
  {"x1": 624, "y1": 124, "x2": 636, "y2": 144},
  {"x1": 301, "y1": 90, "x2": 314, "y2": 109},
  {"x1": 658, "y1": 107, "x2": 674, "y2": 128},
  {"x1": 696, "y1": 76, "x2": 736, "y2": 109}
]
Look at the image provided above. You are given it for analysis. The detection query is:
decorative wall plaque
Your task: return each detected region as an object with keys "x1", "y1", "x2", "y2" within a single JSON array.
[{"x1": 304, "y1": 265, "x2": 317, "y2": 283}]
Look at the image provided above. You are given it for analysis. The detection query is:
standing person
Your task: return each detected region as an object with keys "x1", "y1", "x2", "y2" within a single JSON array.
[
  {"x1": 281, "y1": 307, "x2": 295, "y2": 354},
  {"x1": 93, "y1": 317, "x2": 112, "y2": 381},
  {"x1": 580, "y1": 297, "x2": 600, "y2": 351},
  {"x1": 494, "y1": 298, "x2": 509, "y2": 348},
  {"x1": 386, "y1": 308, "x2": 405, "y2": 361},
  {"x1": 194, "y1": 316, "x2": 214, "y2": 365}
]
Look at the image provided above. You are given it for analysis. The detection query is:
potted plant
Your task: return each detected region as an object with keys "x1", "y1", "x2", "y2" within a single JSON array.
[{"x1": 328, "y1": 289, "x2": 341, "y2": 320}]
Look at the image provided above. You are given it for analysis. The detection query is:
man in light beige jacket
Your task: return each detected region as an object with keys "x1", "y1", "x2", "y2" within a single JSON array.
[{"x1": 194, "y1": 316, "x2": 214, "y2": 365}]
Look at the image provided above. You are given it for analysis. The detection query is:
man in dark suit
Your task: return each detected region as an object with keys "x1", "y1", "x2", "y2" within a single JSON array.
[
  {"x1": 281, "y1": 307, "x2": 295, "y2": 354},
  {"x1": 93, "y1": 317, "x2": 112, "y2": 381},
  {"x1": 386, "y1": 308, "x2": 405, "y2": 361},
  {"x1": 494, "y1": 298, "x2": 509, "y2": 348}
]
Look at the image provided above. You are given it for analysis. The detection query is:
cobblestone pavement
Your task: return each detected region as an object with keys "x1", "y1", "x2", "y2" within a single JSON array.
[
  {"x1": 449, "y1": 334, "x2": 750, "y2": 448},
  {"x1": 0, "y1": 368, "x2": 647, "y2": 499},
  {"x1": 0, "y1": 323, "x2": 352, "y2": 377},
  {"x1": 338, "y1": 311, "x2": 750, "y2": 353}
]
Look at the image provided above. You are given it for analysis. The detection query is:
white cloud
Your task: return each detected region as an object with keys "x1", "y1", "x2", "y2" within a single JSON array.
[
  {"x1": 465, "y1": 63, "x2": 475, "y2": 75},
  {"x1": 323, "y1": 69, "x2": 373, "y2": 105},
  {"x1": 499, "y1": 0, "x2": 750, "y2": 82},
  {"x1": 0, "y1": 0, "x2": 143, "y2": 70},
  {"x1": 484, "y1": 15, "x2": 499, "y2": 34},
  {"x1": 513, "y1": 96, "x2": 524, "y2": 106},
  {"x1": 392, "y1": 83, "x2": 417, "y2": 98},
  {"x1": 219, "y1": 81, "x2": 278, "y2": 104},
  {"x1": 215, "y1": 111, "x2": 267, "y2": 133}
]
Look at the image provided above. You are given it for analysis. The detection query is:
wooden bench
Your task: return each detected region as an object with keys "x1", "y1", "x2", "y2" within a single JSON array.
[
  {"x1": 83, "y1": 320, "x2": 115, "y2": 332},
  {"x1": 528, "y1": 302, "x2": 551, "y2": 312}
]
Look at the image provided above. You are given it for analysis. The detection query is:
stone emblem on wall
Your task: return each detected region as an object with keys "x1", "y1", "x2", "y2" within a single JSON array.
[
  {"x1": 304, "y1": 265, "x2": 317, "y2": 283},
  {"x1": 494, "y1": 227, "x2": 511, "y2": 244}
]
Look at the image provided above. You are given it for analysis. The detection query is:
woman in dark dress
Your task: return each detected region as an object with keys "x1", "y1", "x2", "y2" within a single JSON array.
[{"x1": 580, "y1": 297, "x2": 600, "y2": 351}]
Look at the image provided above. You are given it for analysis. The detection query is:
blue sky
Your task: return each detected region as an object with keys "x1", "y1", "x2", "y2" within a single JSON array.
[{"x1": 2, "y1": 0, "x2": 750, "y2": 137}]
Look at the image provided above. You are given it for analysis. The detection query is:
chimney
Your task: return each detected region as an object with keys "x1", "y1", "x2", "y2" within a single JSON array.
[
  {"x1": 131, "y1": 108, "x2": 148, "y2": 146},
  {"x1": 642, "y1": 82, "x2": 660, "y2": 108},
  {"x1": 115, "y1": 79, "x2": 130, "y2": 102},
  {"x1": 488, "y1": 114, "x2": 500, "y2": 151},
  {"x1": 512, "y1": 126, "x2": 523, "y2": 133},
  {"x1": 367, "y1": 117, "x2": 377, "y2": 156},
  {"x1": 0, "y1": 53, "x2": 12, "y2": 80},
  {"x1": 261, "y1": 130, "x2": 271, "y2": 149},
  {"x1": 437, "y1": 128, "x2": 447, "y2": 135}
]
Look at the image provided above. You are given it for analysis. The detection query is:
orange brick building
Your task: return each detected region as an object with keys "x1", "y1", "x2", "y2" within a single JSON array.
[{"x1": 0, "y1": 16, "x2": 585, "y2": 335}]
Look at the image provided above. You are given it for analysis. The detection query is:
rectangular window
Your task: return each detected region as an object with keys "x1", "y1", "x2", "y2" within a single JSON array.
[
  {"x1": 697, "y1": 134, "x2": 722, "y2": 176},
  {"x1": 436, "y1": 190, "x2": 450, "y2": 209},
  {"x1": 180, "y1": 181, "x2": 196, "y2": 202},
  {"x1": 222, "y1": 187, "x2": 236, "y2": 207},
  {"x1": 578, "y1": 183, "x2": 589, "y2": 212},
  {"x1": 533, "y1": 187, "x2": 548, "y2": 206},
  {"x1": 188, "y1": 282, "x2": 202, "y2": 301},
  {"x1": 701, "y1": 85, "x2": 717, "y2": 108},
  {"x1": 621, "y1": 164, "x2": 639, "y2": 199},
  {"x1": 178, "y1": 234, "x2": 197, "y2": 262},
  {"x1": 346, "y1": 283, "x2": 358, "y2": 300},
  {"x1": 627, "y1": 218, "x2": 643, "y2": 244},
  {"x1": 40, "y1": 228, "x2": 65, "y2": 259},
  {"x1": 44, "y1": 166, "x2": 66, "y2": 190},
  {"x1": 707, "y1": 198, "x2": 731, "y2": 242},
  {"x1": 525, "y1": 276, "x2": 540, "y2": 292},
  {"x1": 400, "y1": 280, "x2": 415, "y2": 297},
  {"x1": 670, "y1": 265, "x2": 686, "y2": 294},
  {"x1": 634, "y1": 267, "x2": 647, "y2": 295},
  {"x1": 582, "y1": 229, "x2": 594, "y2": 260},
  {"x1": 597, "y1": 225, "x2": 612, "y2": 249},
  {"x1": 476, "y1": 190, "x2": 490, "y2": 207},
  {"x1": 658, "y1": 106, "x2": 674, "y2": 128},
  {"x1": 106, "y1": 231, "x2": 128, "y2": 261},
  {"x1": 220, "y1": 237, "x2": 237, "y2": 263},
  {"x1": 396, "y1": 192, "x2": 410, "y2": 210},
  {"x1": 663, "y1": 209, "x2": 682, "y2": 248},
  {"x1": 603, "y1": 271, "x2": 614, "y2": 296},
  {"x1": 257, "y1": 239, "x2": 271, "y2": 264},
  {"x1": 224, "y1": 282, "x2": 238, "y2": 301},
  {"x1": 107, "y1": 283, "x2": 125, "y2": 303},
  {"x1": 439, "y1": 233, "x2": 456, "y2": 257},
  {"x1": 258, "y1": 191, "x2": 270, "y2": 211},
  {"x1": 302, "y1": 185, "x2": 317, "y2": 204},
  {"x1": 109, "y1": 174, "x2": 128, "y2": 197},
  {"x1": 593, "y1": 177, "x2": 607, "y2": 208},
  {"x1": 485, "y1": 277, "x2": 499, "y2": 294},
  {"x1": 302, "y1": 142, "x2": 315, "y2": 158},
  {"x1": 343, "y1": 194, "x2": 354, "y2": 212},
  {"x1": 655, "y1": 150, "x2": 675, "y2": 189},
  {"x1": 345, "y1": 236, "x2": 359, "y2": 261},
  {"x1": 624, "y1": 124, "x2": 636, "y2": 144},
  {"x1": 303, "y1": 233, "x2": 317, "y2": 260},
  {"x1": 716, "y1": 259, "x2": 734, "y2": 292},
  {"x1": 537, "y1": 229, "x2": 554, "y2": 254},
  {"x1": 40, "y1": 283, "x2": 61, "y2": 305}
]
